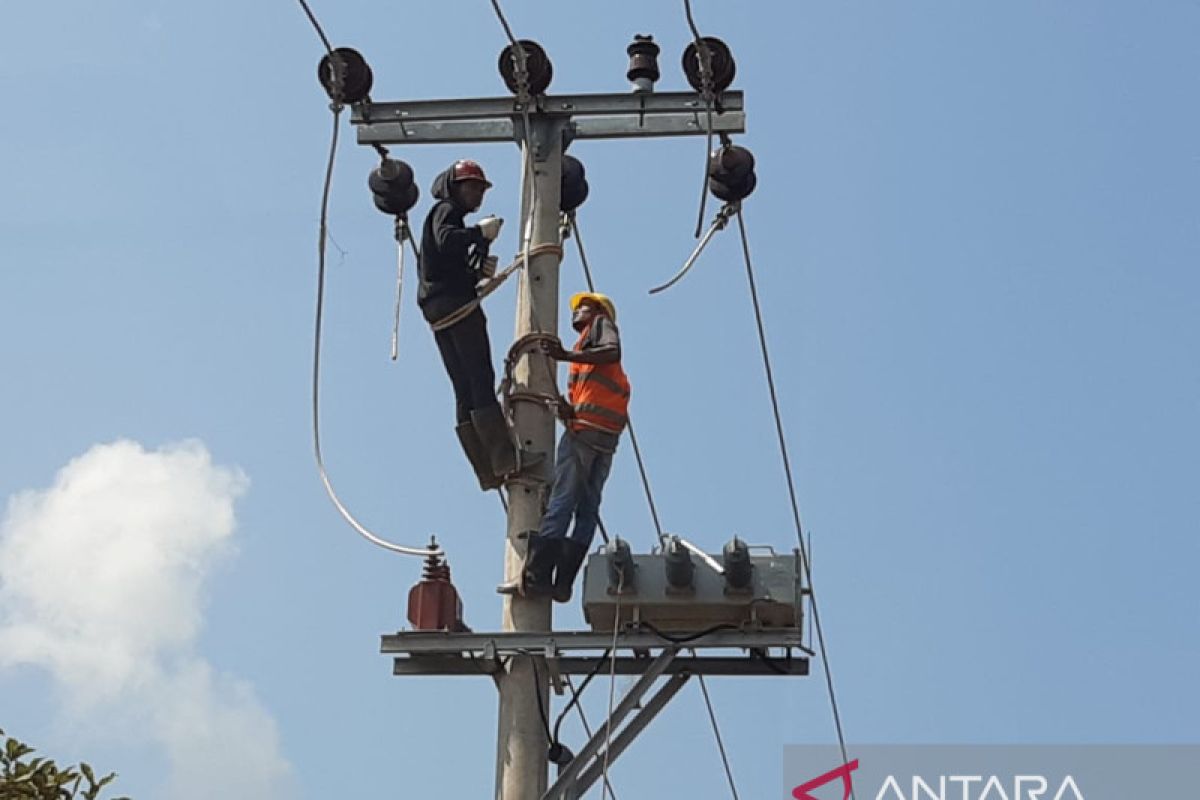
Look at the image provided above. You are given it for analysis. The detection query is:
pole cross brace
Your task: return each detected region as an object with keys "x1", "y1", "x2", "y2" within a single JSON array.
[{"x1": 542, "y1": 647, "x2": 685, "y2": 800}]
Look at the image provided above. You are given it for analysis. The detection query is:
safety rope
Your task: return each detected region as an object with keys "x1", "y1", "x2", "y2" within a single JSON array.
[
  {"x1": 735, "y1": 207, "x2": 854, "y2": 797},
  {"x1": 299, "y1": 0, "x2": 439, "y2": 559},
  {"x1": 427, "y1": 243, "x2": 561, "y2": 333}
]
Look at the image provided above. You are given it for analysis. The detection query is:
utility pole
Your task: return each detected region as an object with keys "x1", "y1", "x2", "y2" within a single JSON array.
[
  {"x1": 351, "y1": 77, "x2": 747, "y2": 800},
  {"x1": 497, "y1": 116, "x2": 566, "y2": 800}
]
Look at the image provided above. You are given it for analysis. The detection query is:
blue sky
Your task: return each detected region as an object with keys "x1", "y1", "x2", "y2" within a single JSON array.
[{"x1": 1, "y1": 1, "x2": 1197, "y2": 798}]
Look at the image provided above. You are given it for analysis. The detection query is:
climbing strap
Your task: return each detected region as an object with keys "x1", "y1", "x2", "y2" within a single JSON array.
[{"x1": 428, "y1": 243, "x2": 564, "y2": 332}]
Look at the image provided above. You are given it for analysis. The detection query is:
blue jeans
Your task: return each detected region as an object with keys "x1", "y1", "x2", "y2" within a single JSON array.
[{"x1": 538, "y1": 431, "x2": 614, "y2": 546}]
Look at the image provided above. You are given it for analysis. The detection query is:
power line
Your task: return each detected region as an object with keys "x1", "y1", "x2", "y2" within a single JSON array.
[
  {"x1": 735, "y1": 208, "x2": 854, "y2": 797},
  {"x1": 697, "y1": 673, "x2": 740, "y2": 800}
]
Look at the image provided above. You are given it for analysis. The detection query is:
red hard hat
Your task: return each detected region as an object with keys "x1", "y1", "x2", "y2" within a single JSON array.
[{"x1": 452, "y1": 159, "x2": 493, "y2": 188}]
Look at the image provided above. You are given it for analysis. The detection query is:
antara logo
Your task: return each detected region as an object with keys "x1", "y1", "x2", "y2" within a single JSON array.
[
  {"x1": 790, "y1": 760, "x2": 1086, "y2": 800},
  {"x1": 872, "y1": 775, "x2": 1085, "y2": 800}
]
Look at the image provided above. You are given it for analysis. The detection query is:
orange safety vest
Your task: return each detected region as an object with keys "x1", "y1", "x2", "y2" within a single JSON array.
[{"x1": 568, "y1": 321, "x2": 631, "y2": 435}]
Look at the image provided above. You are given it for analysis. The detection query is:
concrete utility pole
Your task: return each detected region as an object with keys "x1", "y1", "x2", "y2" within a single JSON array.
[
  {"x1": 497, "y1": 116, "x2": 566, "y2": 800},
  {"x1": 352, "y1": 89, "x2": 745, "y2": 800}
]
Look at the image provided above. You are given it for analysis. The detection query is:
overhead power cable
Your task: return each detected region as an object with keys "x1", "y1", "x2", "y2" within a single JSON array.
[
  {"x1": 735, "y1": 208, "x2": 854, "y2": 796},
  {"x1": 299, "y1": 0, "x2": 438, "y2": 558},
  {"x1": 697, "y1": 673, "x2": 741, "y2": 800},
  {"x1": 682, "y1": 0, "x2": 717, "y2": 239}
]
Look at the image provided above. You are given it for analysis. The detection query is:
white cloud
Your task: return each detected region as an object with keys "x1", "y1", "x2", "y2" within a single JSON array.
[{"x1": 0, "y1": 440, "x2": 295, "y2": 798}]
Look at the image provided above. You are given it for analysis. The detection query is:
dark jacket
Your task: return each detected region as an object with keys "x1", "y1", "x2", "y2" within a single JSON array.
[{"x1": 418, "y1": 167, "x2": 489, "y2": 321}]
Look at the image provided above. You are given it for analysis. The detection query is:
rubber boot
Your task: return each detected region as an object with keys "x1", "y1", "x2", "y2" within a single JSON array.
[
  {"x1": 470, "y1": 405, "x2": 519, "y2": 479},
  {"x1": 471, "y1": 404, "x2": 545, "y2": 481},
  {"x1": 500, "y1": 532, "x2": 560, "y2": 596},
  {"x1": 455, "y1": 422, "x2": 501, "y2": 491},
  {"x1": 524, "y1": 533, "x2": 560, "y2": 597},
  {"x1": 553, "y1": 539, "x2": 589, "y2": 604}
]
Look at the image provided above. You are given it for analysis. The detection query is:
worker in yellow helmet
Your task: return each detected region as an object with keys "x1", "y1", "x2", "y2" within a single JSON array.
[{"x1": 523, "y1": 292, "x2": 630, "y2": 602}]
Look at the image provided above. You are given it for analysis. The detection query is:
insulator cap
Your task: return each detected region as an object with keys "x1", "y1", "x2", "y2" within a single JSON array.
[
  {"x1": 317, "y1": 47, "x2": 374, "y2": 104},
  {"x1": 707, "y1": 144, "x2": 757, "y2": 202},
  {"x1": 368, "y1": 158, "x2": 419, "y2": 216},
  {"x1": 560, "y1": 154, "x2": 589, "y2": 212},
  {"x1": 606, "y1": 537, "x2": 635, "y2": 591},
  {"x1": 664, "y1": 537, "x2": 695, "y2": 590},
  {"x1": 499, "y1": 39, "x2": 553, "y2": 97},
  {"x1": 722, "y1": 536, "x2": 753, "y2": 590},
  {"x1": 627, "y1": 34, "x2": 661, "y2": 87},
  {"x1": 708, "y1": 171, "x2": 756, "y2": 203},
  {"x1": 682, "y1": 36, "x2": 736, "y2": 95},
  {"x1": 708, "y1": 145, "x2": 755, "y2": 183}
]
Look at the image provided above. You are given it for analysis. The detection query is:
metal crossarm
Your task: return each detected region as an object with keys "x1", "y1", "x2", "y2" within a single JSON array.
[{"x1": 351, "y1": 90, "x2": 746, "y2": 146}]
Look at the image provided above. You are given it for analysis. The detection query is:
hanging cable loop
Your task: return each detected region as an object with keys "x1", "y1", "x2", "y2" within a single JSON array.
[
  {"x1": 648, "y1": 202, "x2": 737, "y2": 295},
  {"x1": 298, "y1": 1, "x2": 440, "y2": 559},
  {"x1": 389, "y1": 216, "x2": 413, "y2": 362}
]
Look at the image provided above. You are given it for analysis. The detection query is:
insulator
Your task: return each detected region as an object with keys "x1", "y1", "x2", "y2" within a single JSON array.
[
  {"x1": 708, "y1": 145, "x2": 756, "y2": 184},
  {"x1": 681, "y1": 36, "x2": 736, "y2": 95},
  {"x1": 663, "y1": 536, "x2": 695, "y2": 590},
  {"x1": 560, "y1": 155, "x2": 589, "y2": 212},
  {"x1": 498, "y1": 39, "x2": 553, "y2": 97},
  {"x1": 368, "y1": 158, "x2": 419, "y2": 216},
  {"x1": 722, "y1": 536, "x2": 753, "y2": 590},
  {"x1": 626, "y1": 34, "x2": 661, "y2": 92},
  {"x1": 606, "y1": 537, "x2": 635, "y2": 591},
  {"x1": 317, "y1": 47, "x2": 374, "y2": 104},
  {"x1": 708, "y1": 170, "x2": 756, "y2": 203}
]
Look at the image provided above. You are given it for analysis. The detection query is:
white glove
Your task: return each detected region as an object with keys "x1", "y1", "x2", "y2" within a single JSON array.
[
  {"x1": 477, "y1": 215, "x2": 503, "y2": 242},
  {"x1": 479, "y1": 255, "x2": 498, "y2": 279}
]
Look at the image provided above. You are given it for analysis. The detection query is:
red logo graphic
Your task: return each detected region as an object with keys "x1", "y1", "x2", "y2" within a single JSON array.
[{"x1": 792, "y1": 759, "x2": 860, "y2": 800}]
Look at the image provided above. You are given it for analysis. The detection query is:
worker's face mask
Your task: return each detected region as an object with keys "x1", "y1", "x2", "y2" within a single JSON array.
[{"x1": 571, "y1": 306, "x2": 594, "y2": 331}]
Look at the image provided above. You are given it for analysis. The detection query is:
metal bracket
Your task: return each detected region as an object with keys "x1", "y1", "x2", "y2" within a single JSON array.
[{"x1": 542, "y1": 648, "x2": 679, "y2": 800}]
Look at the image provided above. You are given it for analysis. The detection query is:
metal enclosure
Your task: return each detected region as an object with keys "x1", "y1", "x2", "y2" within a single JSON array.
[{"x1": 581, "y1": 547, "x2": 804, "y2": 632}]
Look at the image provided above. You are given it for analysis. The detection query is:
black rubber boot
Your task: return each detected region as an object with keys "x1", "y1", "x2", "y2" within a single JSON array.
[
  {"x1": 470, "y1": 405, "x2": 519, "y2": 479},
  {"x1": 553, "y1": 539, "x2": 589, "y2": 604},
  {"x1": 524, "y1": 533, "x2": 560, "y2": 597},
  {"x1": 455, "y1": 422, "x2": 502, "y2": 491}
]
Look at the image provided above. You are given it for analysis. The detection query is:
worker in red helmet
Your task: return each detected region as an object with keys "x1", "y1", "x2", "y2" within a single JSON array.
[
  {"x1": 523, "y1": 292, "x2": 629, "y2": 603},
  {"x1": 419, "y1": 159, "x2": 518, "y2": 490}
]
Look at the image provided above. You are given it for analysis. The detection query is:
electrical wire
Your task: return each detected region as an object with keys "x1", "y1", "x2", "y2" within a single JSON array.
[
  {"x1": 600, "y1": 575, "x2": 623, "y2": 800},
  {"x1": 527, "y1": 653, "x2": 555, "y2": 745},
  {"x1": 735, "y1": 208, "x2": 854, "y2": 797},
  {"x1": 300, "y1": 1, "x2": 437, "y2": 558},
  {"x1": 296, "y1": 0, "x2": 334, "y2": 53},
  {"x1": 551, "y1": 650, "x2": 611, "y2": 744},
  {"x1": 682, "y1": 0, "x2": 717, "y2": 239},
  {"x1": 697, "y1": 673, "x2": 741, "y2": 800},
  {"x1": 562, "y1": 675, "x2": 619, "y2": 799},
  {"x1": 640, "y1": 620, "x2": 738, "y2": 645}
]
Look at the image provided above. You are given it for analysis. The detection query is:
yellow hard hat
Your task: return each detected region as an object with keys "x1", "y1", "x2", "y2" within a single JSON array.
[{"x1": 569, "y1": 292, "x2": 617, "y2": 322}]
